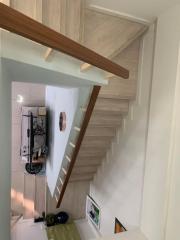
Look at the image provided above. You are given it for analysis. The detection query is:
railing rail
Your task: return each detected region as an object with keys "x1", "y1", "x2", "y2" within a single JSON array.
[
  {"x1": 56, "y1": 86, "x2": 100, "y2": 208},
  {"x1": 0, "y1": 3, "x2": 129, "y2": 79}
]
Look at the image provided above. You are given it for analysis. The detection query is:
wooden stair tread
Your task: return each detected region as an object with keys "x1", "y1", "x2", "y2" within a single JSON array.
[
  {"x1": 70, "y1": 173, "x2": 94, "y2": 182},
  {"x1": 78, "y1": 150, "x2": 106, "y2": 158},
  {"x1": 99, "y1": 78, "x2": 137, "y2": 100},
  {"x1": 81, "y1": 139, "x2": 111, "y2": 148},
  {"x1": 85, "y1": 126, "x2": 116, "y2": 137},
  {"x1": 72, "y1": 165, "x2": 97, "y2": 174},
  {"x1": 83, "y1": 8, "x2": 144, "y2": 59},
  {"x1": 100, "y1": 39, "x2": 141, "y2": 100},
  {"x1": 80, "y1": 145, "x2": 109, "y2": 152},
  {"x1": 89, "y1": 112, "x2": 122, "y2": 127},
  {"x1": 75, "y1": 157, "x2": 102, "y2": 166},
  {"x1": 94, "y1": 98, "x2": 129, "y2": 114}
]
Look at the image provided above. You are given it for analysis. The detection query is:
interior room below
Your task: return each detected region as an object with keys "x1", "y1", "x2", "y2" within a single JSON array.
[{"x1": 11, "y1": 81, "x2": 98, "y2": 240}]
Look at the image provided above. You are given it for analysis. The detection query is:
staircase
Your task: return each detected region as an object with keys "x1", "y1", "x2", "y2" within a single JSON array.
[
  {"x1": 51, "y1": 5, "x2": 146, "y2": 208},
  {"x1": 73, "y1": 38, "x2": 141, "y2": 183},
  {"x1": 8, "y1": 0, "x2": 148, "y2": 213}
]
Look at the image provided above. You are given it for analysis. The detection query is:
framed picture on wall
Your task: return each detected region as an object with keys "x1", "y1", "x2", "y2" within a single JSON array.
[
  {"x1": 114, "y1": 218, "x2": 127, "y2": 233},
  {"x1": 86, "y1": 195, "x2": 101, "y2": 229}
]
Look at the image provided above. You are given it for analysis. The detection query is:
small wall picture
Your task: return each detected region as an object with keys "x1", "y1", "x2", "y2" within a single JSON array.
[
  {"x1": 59, "y1": 112, "x2": 66, "y2": 131},
  {"x1": 86, "y1": 195, "x2": 100, "y2": 229},
  {"x1": 114, "y1": 218, "x2": 127, "y2": 233}
]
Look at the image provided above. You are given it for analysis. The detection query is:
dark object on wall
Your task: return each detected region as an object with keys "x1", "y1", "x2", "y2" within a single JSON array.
[
  {"x1": 21, "y1": 107, "x2": 48, "y2": 175},
  {"x1": 34, "y1": 212, "x2": 46, "y2": 223},
  {"x1": 89, "y1": 211, "x2": 95, "y2": 219},
  {"x1": 25, "y1": 162, "x2": 43, "y2": 175},
  {"x1": 55, "y1": 211, "x2": 69, "y2": 224},
  {"x1": 114, "y1": 218, "x2": 127, "y2": 233},
  {"x1": 34, "y1": 217, "x2": 44, "y2": 223},
  {"x1": 45, "y1": 212, "x2": 69, "y2": 227},
  {"x1": 46, "y1": 214, "x2": 56, "y2": 227},
  {"x1": 86, "y1": 195, "x2": 100, "y2": 229},
  {"x1": 59, "y1": 112, "x2": 66, "y2": 131}
]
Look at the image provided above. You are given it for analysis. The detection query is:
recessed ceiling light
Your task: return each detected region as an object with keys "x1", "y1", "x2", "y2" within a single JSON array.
[{"x1": 16, "y1": 94, "x2": 24, "y2": 103}]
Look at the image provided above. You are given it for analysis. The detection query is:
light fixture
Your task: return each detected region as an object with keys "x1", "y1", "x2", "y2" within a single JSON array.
[{"x1": 16, "y1": 94, "x2": 24, "y2": 103}]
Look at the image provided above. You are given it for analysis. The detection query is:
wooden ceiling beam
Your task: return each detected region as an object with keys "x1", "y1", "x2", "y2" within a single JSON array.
[{"x1": 0, "y1": 3, "x2": 129, "y2": 79}]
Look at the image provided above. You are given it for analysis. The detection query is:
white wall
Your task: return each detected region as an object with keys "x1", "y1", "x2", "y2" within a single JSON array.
[
  {"x1": 46, "y1": 86, "x2": 79, "y2": 195},
  {"x1": 141, "y1": 4, "x2": 180, "y2": 240},
  {"x1": 165, "y1": 47, "x2": 180, "y2": 240},
  {"x1": 0, "y1": 48, "x2": 11, "y2": 238},
  {"x1": 89, "y1": 26, "x2": 155, "y2": 236}
]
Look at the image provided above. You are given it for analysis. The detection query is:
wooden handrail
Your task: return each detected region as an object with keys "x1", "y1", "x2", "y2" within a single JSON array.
[
  {"x1": 56, "y1": 86, "x2": 100, "y2": 208},
  {"x1": 0, "y1": 3, "x2": 129, "y2": 79}
]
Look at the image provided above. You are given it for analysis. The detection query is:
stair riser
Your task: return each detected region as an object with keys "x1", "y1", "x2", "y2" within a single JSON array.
[
  {"x1": 85, "y1": 128, "x2": 116, "y2": 137},
  {"x1": 72, "y1": 166, "x2": 97, "y2": 175},
  {"x1": 75, "y1": 157, "x2": 102, "y2": 166},
  {"x1": 95, "y1": 98, "x2": 129, "y2": 114}
]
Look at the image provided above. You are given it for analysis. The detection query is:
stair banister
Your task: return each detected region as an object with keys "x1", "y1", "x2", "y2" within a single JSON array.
[{"x1": 56, "y1": 86, "x2": 100, "y2": 208}]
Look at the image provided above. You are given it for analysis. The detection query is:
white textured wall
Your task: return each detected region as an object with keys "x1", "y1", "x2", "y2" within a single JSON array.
[
  {"x1": 165, "y1": 48, "x2": 180, "y2": 240},
  {"x1": 90, "y1": 26, "x2": 155, "y2": 236},
  {"x1": 141, "y1": 4, "x2": 180, "y2": 240},
  {"x1": 46, "y1": 86, "x2": 79, "y2": 195},
  {"x1": 0, "y1": 59, "x2": 11, "y2": 238}
]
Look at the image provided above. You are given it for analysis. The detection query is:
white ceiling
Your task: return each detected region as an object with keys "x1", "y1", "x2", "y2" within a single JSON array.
[{"x1": 86, "y1": 0, "x2": 180, "y2": 23}]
